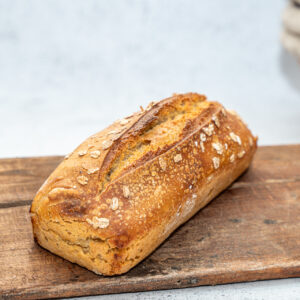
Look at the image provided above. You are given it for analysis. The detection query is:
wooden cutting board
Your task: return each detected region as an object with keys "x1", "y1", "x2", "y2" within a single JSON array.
[{"x1": 1, "y1": 145, "x2": 300, "y2": 299}]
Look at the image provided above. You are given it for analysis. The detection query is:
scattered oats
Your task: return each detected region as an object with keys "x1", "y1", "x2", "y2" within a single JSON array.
[
  {"x1": 238, "y1": 150, "x2": 246, "y2": 158},
  {"x1": 119, "y1": 119, "x2": 129, "y2": 125},
  {"x1": 192, "y1": 194, "x2": 197, "y2": 199},
  {"x1": 123, "y1": 186, "x2": 130, "y2": 198},
  {"x1": 159, "y1": 157, "x2": 167, "y2": 171},
  {"x1": 102, "y1": 140, "x2": 113, "y2": 150},
  {"x1": 212, "y1": 157, "x2": 220, "y2": 169},
  {"x1": 230, "y1": 154, "x2": 235, "y2": 163},
  {"x1": 140, "y1": 105, "x2": 144, "y2": 112},
  {"x1": 212, "y1": 142, "x2": 223, "y2": 155},
  {"x1": 110, "y1": 197, "x2": 119, "y2": 210},
  {"x1": 90, "y1": 150, "x2": 101, "y2": 159},
  {"x1": 225, "y1": 143, "x2": 228, "y2": 150},
  {"x1": 87, "y1": 167, "x2": 99, "y2": 175},
  {"x1": 87, "y1": 144, "x2": 94, "y2": 149},
  {"x1": 202, "y1": 123, "x2": 214, "y2": 136},
  {"x1": 189, "y1": 185, "x2": 193, "y2": 190},
  {"x1": 200, "y1": 141, "x2": 205, "y2": 152},
  {"x1": 78, "y1": 150, "x2": 87, "y2": 156},
  {"x1": 77, "y1": 175, "x2": 88, "y2": 185},
  {"x1": 87, "y1": 217, "x2": 109, "y2": 229},
  {"x1": 194, "y1": 140, "x2": 198, "y2": 147},
  {"x1": 229, "y1": 132, "x2": 242, "y2": 145},
  {"x1": 174, "y1": 154, "x2": 182, "y2": 163},
  {"x1": 212, "y1": 115, "x2": 220, "y2": 128},
  {"x1": 249, "y1": 136, "x2": 253, "y2": 147},
  {"x1": 73, "y1": 185, "x2": 77, "y2": 189},
  {"x1": 65, "y1": 153, "x2": 70, "y2": 159},
  {"x1": 200, "y1": 133, "x2": 206, "y2": 142}
]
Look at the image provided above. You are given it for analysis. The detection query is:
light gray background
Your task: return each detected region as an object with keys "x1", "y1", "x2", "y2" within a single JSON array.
[{"x1": 1, "y1": 0, "x2": 300, "y2": 299}]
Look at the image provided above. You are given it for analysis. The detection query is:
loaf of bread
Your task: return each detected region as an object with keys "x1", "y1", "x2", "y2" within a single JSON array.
[{"x1": 30, "y1": 93, "x2": 257, "y2": 275}]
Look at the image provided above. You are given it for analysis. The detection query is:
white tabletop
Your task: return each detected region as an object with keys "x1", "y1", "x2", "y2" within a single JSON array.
[{"x1": 1, "y1": 0, "x2": 300, "y2": 299}]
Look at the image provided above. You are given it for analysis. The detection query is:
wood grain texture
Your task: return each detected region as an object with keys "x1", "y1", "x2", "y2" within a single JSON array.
[
  {"x1": 0, "y1": 156, "x2": 63, "y2": 208},
  {"x1": 0, "y1": 145, "x2": 300, "y2": 299}
]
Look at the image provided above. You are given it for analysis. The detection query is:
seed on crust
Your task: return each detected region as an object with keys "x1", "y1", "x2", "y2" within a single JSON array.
[
  {"x1": 87, "y1": 217, "x2": 109, "y2": 229},
  {"x1": 159, "y1": 157, "x2": 167, "y2": 171},
  {"x1": 90, "y1": 150, "x2": 101, "y2": 158},
  {"x1": 123, "y1": 186, "x2": 130, "y2": 198},
  {"x1": 202, "y1": 123, "x2": 214, "y2": 136},
  {"x1": 200, "y1": 141, "x2": 205, "y2": 152},
  {"x1": 102, "y1": 140, "x2": 113, "y2": 150},
  {"x1": 212, "y1": 142, "x2": 223, "y2": 155},
  {"x1": 119, "y1": 119, "x2": 129, "y2": 125},
  {"x1": 212, "y1": 157, "x2": 220, "y2": 169},
  {"x1": 77, "y1": 175, "x2": 88, "y2": 185},
  {"x1": 225, "y1": 143, "x2": 228, "y2": 150},
  {"x1": 212, "y1": 115, "x2": 220, "y2": 128},
  {"x1": 110, "y1": 197, "x2": 119, "y2": 210},
  {"x1": 229, "y1": 132, "x2": 242, "y2": 145},
  {"x1": 200, "y1": 133, "x2": 206, "y2": 142},
  {"x1": 78, "y1": 150, "x2": 87, "y2": 156},
  {"x1": 238, "y1": 150, "x2": 246, "y2": 158},
  {"x1": 174, "y1": 154, "x2": 182, "y2": 163},
  {"x1": 230, "y1": 154, "x2": 235, "y2": 162},
  {"x1": 87, "y1": 167, "x2": 99, "y2": 175}
]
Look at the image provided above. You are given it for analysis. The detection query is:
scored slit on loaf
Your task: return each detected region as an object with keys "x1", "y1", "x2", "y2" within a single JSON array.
[{"x1": 30, "y1": 93, "x2": 257, "y2": 275}]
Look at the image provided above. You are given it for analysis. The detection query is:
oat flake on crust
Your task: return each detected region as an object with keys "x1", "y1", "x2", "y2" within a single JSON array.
[
  {"x1": 90, "y1": 150, "x2": 101, "y2": 159},
  {"x1": 229, "y1": 132, "x2": 242, "y2": 145},
  {"x1": 87, "y1": 217, "x2": 109, "y2": 229},
  {"x1": 77, "y1": 175, "x2": 88, "y2": 185},
  {"x1": 212, "y1": 157, "x2": 220, "y2": 169},
  {"x1": 174, "y1": 154, "x2": 182, "y2": 163}
]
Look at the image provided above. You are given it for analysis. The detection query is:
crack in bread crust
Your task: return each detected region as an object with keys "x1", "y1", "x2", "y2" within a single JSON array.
[{"x1": 30, "y1": 93, "x2": 257, "y2": 275}]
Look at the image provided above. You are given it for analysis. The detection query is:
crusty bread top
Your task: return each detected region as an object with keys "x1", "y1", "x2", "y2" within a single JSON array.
[{"x1": 31, "y1": 93, "x2": 256, "y2": 250}]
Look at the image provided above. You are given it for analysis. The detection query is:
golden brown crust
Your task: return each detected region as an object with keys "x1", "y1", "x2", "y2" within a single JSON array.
[{"x1": 30, "y1": 93, "x2": 257, "y2": 275}]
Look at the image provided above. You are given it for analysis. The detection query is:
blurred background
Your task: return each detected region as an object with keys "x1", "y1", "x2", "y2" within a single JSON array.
[
  {"x1": 0, "y1": 0, "x2": 299, "y2": 158},
  {"x1": 1, "y1": 1, "x2": 300, "y2": 299}
]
